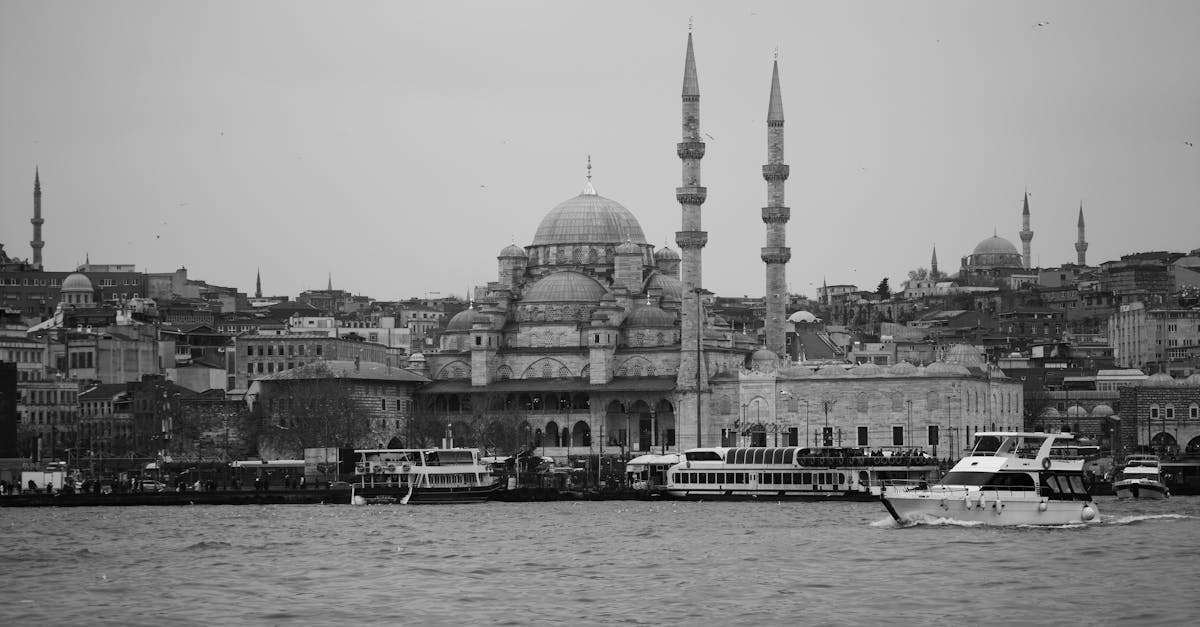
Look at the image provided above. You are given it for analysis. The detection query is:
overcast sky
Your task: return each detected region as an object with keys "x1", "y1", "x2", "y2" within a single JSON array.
[{"x1": 2, "y1": 1, "x2": 1198, "y2": 302}]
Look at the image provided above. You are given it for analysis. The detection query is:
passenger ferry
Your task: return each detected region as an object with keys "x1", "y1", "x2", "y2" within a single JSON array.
[
  {"x1": 880, "y1": 431, "x2": 1100, "y2": 526},
  {"x1": 350, "y1": 448, "x2": 501, "y2": 505},
  {"x1": 1113, "y1": 454, "x2": 1169, "y2": 499},
  {"x1": 664, "y1": 446, "x2": 940, "y2": 500}
]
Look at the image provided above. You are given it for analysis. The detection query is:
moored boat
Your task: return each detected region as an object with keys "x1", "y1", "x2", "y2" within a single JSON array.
[
  {"x1": 880, "y1": 431, "x2": 1100, "y2": 526},
  {"x1": 350, "y1": 448, "x2": 501, "y2": 504},
  {"x1": 664, "y1": 446, "x2": 940, "y2": 500},
  {"x1": 1113, "y1": 454, "x2": 1169, "y2": 499}
]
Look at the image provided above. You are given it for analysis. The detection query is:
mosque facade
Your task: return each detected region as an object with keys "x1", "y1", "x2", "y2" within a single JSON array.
[{"x1": 411, "y1": 34, "x2": 1025, "y2": 459}]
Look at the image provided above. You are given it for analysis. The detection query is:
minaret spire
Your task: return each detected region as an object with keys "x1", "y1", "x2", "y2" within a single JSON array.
[
  {"x1": 1075, "y1": 202, "x2": 1088, "y2": 265},
  {"x1": 31, "y1": 167, "x2": 44, "y2": 269},
  {"x1": 327, "y1": 273, "x2": 332, "y2": 291},
  {"x1": 255, "y1": 269, "x2": 263, "y2": 298},
  {"x1": 931, "y1": 244, "x2": 939, "y2": 278},
  {"x1": 675, "y1": 29, "x2": 710, "y2": 447},
  {"x1": 761, "y1": 57, "x2": 790, "y2": 357},
  {"x1": 1019, "y1": 189, "x2": 1034, "y2": 269}
]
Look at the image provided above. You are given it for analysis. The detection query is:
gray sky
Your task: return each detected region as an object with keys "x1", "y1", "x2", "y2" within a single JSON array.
[{"x1": 3, "y1": 1, "x2": 1198, "y2": 302}]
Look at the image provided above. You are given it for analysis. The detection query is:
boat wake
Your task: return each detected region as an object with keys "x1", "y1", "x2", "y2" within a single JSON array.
[
  {"x1": 871, "y1": 515, "x2": 987, "y2": 528},
  {"x1": 1102, "y1": 513, "x2": 1195, "y2": 526}
]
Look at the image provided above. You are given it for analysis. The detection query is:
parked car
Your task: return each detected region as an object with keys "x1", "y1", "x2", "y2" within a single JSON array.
[{"x1": 140, "y1": 479, "x2": 167, "y2": 492}]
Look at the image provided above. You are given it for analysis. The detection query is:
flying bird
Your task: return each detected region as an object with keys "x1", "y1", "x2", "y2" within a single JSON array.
[
  {"x1": 1033, "y1": 21, "x2": 1050, "y2": 27},
  {"x1": 1186, "y1": 141, "x2": 1194, "y2": 147}
]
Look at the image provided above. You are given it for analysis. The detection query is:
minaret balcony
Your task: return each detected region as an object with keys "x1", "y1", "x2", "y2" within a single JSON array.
[
  {"x1": 676, "y1": 186, "x2": 707, "y2": 205},
  {"x1": 761, "y1": 207, "x2": 791, "y2": 223},
  {"x1": 762, "y1": 164, "x2": 790, "y2": 181},
  {"x1": 675, "y1": 230, "x2": 709, "y2": 249},
  {"x1": 677, "y1": 142, "x2": 706, "y2": 159},
  {"x1": 760, "y1": 247, "x2": 792, "y2": 264}
]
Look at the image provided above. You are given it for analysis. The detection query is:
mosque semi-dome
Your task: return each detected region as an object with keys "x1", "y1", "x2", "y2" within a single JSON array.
[
  {"x1": 499, "y1": 244, "x2": 528, "y2": 258},
  {"x1": 625, "y1": 304, "x2": 675, "y2": 327},
  {"x1": 645, "y1": 273, "x2": 683, "y2": 300},
  {"x1": 1145, "y1": 373, "x2": 1177, "y2": 387},
  {"x1": 654, "y1": 246, "x2": 680, "y2": 261},
  {"x1": 446, "y1": 308, "x2": 479, "y2": 332},
  {"x1": 522, "y1": 271, "x2": 608, "y2": 303}
]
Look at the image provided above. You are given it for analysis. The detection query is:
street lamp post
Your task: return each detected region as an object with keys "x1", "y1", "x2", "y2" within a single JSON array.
[
  {"x1": 822, "y1": 400, "x2": 836, "y2": 447},
  {"x1": 692, "y1": 287, "x2": 704, "y2": 448},
  {"x1": 778, "y1": 390, "x2": 790, "y2": 447},
  {"x1": 803, "y1": 399, "x2": 810, "y2": 447}
]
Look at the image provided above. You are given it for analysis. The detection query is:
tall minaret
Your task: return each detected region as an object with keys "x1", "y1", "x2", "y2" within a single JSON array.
[
  {"x1": 1019, "y1": 190, "x2": 1034, "y2": 269},
  {"x1": 931, "y1": 245, "x2": 939, "y2": 279},
  {"x1": 1075, "y1": 202, "x2": 1088, "y2": 266},
  {"x1": 31, "y1": 167, "x2": 44, "y2": 269},
  {"x1": 255, "y1": 269, "x2": 263, "y2": 298},
  {"x1": 674, "y1": 30, "x2": 710, "y2": 447},
  {"x1": 761, "y1": 57, "x2": 791, "y2": 357}
]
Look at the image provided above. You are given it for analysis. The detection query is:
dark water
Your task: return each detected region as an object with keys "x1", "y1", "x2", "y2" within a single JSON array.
[{"x1": 2, "y1": 496, "x2": 1197, "y2": 626}]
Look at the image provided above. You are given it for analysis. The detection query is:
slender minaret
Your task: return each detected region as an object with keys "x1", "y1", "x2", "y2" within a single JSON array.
[
  {"x1": 255, "y1": 269, "x2": 263, "y2": 298},
  {"x1": 675, "y1": 30, "x2": 710, "y2": 446},
  {"x1": 1019, "y1": 190, "x2": 1034, "y2": 269},
  {"x1": 1075, "y1": 202, "x2": 1088, "y2": 266},
  {"x1": 931, "y1": 245, "x2": 939, "y2": 279},
  {"x1": 761, "y1": 57, "x2": 790, "y2": 357},
  {"x1": 31, "y1": 167, "x2": 44, "y2": 269}
]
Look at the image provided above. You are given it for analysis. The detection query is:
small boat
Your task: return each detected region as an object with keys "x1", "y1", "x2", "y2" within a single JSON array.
[
  {"x1": 1113, "y1": 454, "x2": 1169, "y2": 499},
  {"x1": 349, "y1": 448, "x2": 501, "y2": 505},
  {"x1": 880, "y1": 431, "x2": 1100, "y2": 526},
  {"x1": 664, "y1": 446, "x2": 940, "y2": 500}
]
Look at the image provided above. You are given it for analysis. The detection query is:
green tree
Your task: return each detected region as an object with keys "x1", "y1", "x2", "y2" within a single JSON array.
[
  {"x1": 876, "y1": 278, "x2": 891, "y2": 299},
  {"x1": 259, "y1": 362, "x2": 372, "y2": 456}
]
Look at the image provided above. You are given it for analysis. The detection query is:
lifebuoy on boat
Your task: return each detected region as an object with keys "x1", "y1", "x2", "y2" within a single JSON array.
[
  {"x1": 386, "y1": 464, "x2": 396, "y2": 473},
  {"x1": 401, "y1": 463, "x2": 412, "y2": 473},
  {"x1": 1041, "y1": 457, "x2": 1052, "y2": 470}
]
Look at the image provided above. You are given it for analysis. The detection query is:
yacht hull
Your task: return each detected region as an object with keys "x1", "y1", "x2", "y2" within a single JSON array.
[
  {"x1": 882, "y1": 489, "x2": 1099, "y2": 526},
  {"x1": 1113, "y1": 479, "x2": 1169, "y2": 500}
]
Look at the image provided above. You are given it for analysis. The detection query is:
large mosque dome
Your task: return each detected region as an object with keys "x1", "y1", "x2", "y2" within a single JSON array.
[
  {"x1": 965, "y1": 235, "x2": 1023, "y2": 269},
  {"x1": 531, "y1": 191, "x2": 647, "y2": 248},
  {"x1": 523, "y1": 271, "x2": 608, "y2": 303}
]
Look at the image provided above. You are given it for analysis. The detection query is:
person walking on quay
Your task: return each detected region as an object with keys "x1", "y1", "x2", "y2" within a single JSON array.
[{"x1": 299, "y1": 475, "x2": 306, "y2": 490}]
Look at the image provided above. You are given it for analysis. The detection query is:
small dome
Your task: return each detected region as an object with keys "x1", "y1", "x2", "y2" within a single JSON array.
[
  {"x1": 888, "y1": 361, "x2": 918, "y2": 376},
  {"x1": 62, "y1": 272, "x2": 93, "y2": 292},
  {"x1": 499, "y1": 244, "x2": 527, "y2": 258},
  {"x1": 945, "y1": 344, "x2": 984, "y2": 366},
  {"x1": 645, "y1": 273, "x2": 683, "y2": 300},
  {"x1": 1066, "y1": 405, "x2": 1088, "y2": 418},
  {"x1": 787, "y1": 310, "x2": 820, "y2": 323},
  {"x1": 1091, "y1": 404, "x2": 1114, "y2": 417},
  {"x1": 925, "y1": 361, "x2": 970, "y2": 376},
  {"x1": 781, "y1": 364, "x2": 814, "y2": 378},
  {"x1": 752, "y1": 348, "x2": 778, "y2": 363},
  {"x1": 523, "y1": 271, "x2": 607, "y2": 303},
  {"x1": 1039, "y1": 407, "x2": 1061, "y2": 418},
  {"x1": 972, "y1": 236, "x2": 1020, "y2": 257},
  {"x1": 1146, "y1": 373, "x2": 1176, "y2": 387},
  {"x1": 814, "y1": 364, "x2": 847, "y2": 378},
  {"x1": 851, "y1": 362, "x2": 886, "y2": 376},
  {"x1": 625, "y1": 305, "x2": 675, "y2": 327},
  {"x1": 1185, "y1": 374, "x2": 1200, "y2": 387},
  {"x1": 654, "y1": 246, "x2": 680, "y2": 260},
  {"x1": 445, "y1": 308, "x2": 477, "y2": 331},
  {"x1": 408, "y1": 353, "x2": 426, "y2": 362}
]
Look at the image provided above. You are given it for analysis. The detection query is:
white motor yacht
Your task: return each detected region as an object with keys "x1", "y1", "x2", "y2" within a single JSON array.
[
  {"x1": 1113, "y1": 454, "x2": 1169, "y2": 499},
  {"x1": 881, "y1": 431, "x2": 1100, "y2": 526}
]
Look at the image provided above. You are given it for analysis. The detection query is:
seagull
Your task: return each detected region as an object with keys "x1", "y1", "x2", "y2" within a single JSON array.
[
  {"x1": 1034, "y1": 21, "x2": 1050, "y2": 27},
  {"x1": 1186, "y1": 141, "x2": 1194, "y2": 147},
  {"x1": 704, "y1": 133, "x2": 715, "y2": 140}
]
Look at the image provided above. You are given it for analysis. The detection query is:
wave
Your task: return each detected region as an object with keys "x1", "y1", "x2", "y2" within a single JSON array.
[{"x1": 1103, "y1": 513, "x2": 1196, "y2": 525}]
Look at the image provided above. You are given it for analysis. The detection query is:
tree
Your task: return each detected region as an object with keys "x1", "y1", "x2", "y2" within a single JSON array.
[
  {"x1": 907, "y1": 267, "x2": 929, "y2": 281},
  {"x1": 876, "y1": 278, "x2": 891, "y2": 299},
  {"x1": 260, "y1": 362, "x2": 372, "y2": 456}
]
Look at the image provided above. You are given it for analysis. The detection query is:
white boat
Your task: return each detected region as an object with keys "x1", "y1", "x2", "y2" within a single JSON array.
[
  {"x1": 1113, "y1": 454, "x2": 1169, "y2": 499},
  {"x1": 881, "y1": 431, "x2": 1100, "y2": 526},
  {"x1": 664, "y1": 446, "x2": 940, "y2": 500},
  {"x1": 350, "y1": 448, "x2": 501, "y2": 505}
]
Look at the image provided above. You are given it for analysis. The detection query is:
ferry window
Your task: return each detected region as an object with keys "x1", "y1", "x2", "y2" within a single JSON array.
[
  {"x1": 838, "y1": 473, "x2": 845, "y2": 484},
  {"x1": 939, "y1": 471, "x2": 991, "y2": 486},
  {"x1": 801, "y1": 472, "x2": 811, "y2": 484},
  {"x1": 733, "y1": 449, "x2": 746, "y2": 464},
  {"x1": 1066, "y1": 475, "x2": 1087, "y2": 494},
  {"x1": 736, "y1": 473, "x2": 746, "y2": 483},
  {"x1": 771, "y1": 449, "x2": 784, "y2": 464}
]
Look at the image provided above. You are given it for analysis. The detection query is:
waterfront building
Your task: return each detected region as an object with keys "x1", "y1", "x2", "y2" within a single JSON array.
[
  {"x1": 1115, "y1": 372, "x2": 1200, "y2": 461},
  {"x1": 232, "y1": 333, "x2": 405, "y2": 392}
]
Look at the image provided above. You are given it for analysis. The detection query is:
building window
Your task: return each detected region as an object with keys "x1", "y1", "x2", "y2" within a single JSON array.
[
  {"x1": 893, "y1": 426, "x2": 904, "y2": 446},
  {"x1": 1165, "y1": 405, "x2": 1175, "y2": 419},
  {"x1": 928, "y1": 425, "x2": 939, "y2": 446},
  {"x1": 857, "y1": 426, "x2": 868, "y2": 446},
  {"x1": 1150, "y1": 405, "x2": 1160, "y2": 419}
]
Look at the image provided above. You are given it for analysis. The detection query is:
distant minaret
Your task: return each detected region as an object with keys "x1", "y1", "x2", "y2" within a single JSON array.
[
  {"x1": 674, "y1": 30, "x2": 710, "y2": 446},
  {"x1": 1075, "y1": 202, "x2": 1088, "y2": 266},
  {"x1": 931, "y1": 245, "x2": 939, "y2": 279},
  {"x1": 31, "y1": 167, "x2": 44, "y2": 269},
  {"x1": 327, "y1": 273, "x2": 332, "y2": 291},
  {"x1": 761, "y1": 57, "x2": 791, "y2": 358},
  {"x1": 1019, "y1": 190, "x2": 1034, "y2": 269},
  {"x1": 255, "y1": 269, "x2": 263, "y2": 298}
]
